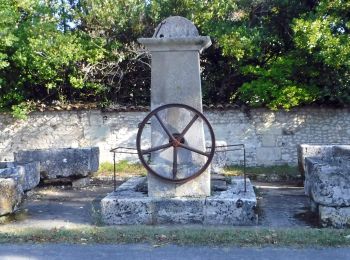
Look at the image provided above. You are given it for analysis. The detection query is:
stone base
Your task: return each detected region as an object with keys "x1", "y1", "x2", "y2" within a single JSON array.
[
  {"x1": 101, "y1": 176, "x2": 257, "y2": 225},
  {"x1": 72, "y1": 177, "x2": 90, "y2": 188}
]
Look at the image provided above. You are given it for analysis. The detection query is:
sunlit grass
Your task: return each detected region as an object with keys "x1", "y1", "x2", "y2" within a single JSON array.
[
  {"x1": 97, "y1": 160, "x2": 146, "y2": 177},
  {"x1": 0, "y1": 226, "x2": 349, "y2": 247},
  {"x1": 223, "y1": 165, "x2": 300, "y2": 181}
]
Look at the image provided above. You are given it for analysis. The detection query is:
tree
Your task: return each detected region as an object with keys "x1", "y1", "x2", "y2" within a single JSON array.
[{"x1": 0, "y1": 0, "x2": 349, "y2": 118}]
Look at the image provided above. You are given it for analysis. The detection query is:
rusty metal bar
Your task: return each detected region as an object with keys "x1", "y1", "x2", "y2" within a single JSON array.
[
  {"x1": 111, "y1": 144, "x2": 247, "y2": 192},
  {"x1": 110, "y1": 146, "x2": 139, "y2": 191},
  {"x1": 113, "y1": 152, "x2": 116, "y2": 191},
  {"x1": 207, "y1": 143, "x2": 247, "y2": 192}
]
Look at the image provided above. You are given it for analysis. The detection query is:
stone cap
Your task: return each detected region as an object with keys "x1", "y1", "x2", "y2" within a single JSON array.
[
  {"x1": 138, "y1": 16, "x2": 211, "y2": 53},
  {"x1": 138, "y1": 36, "x2": 211, "y2": 53},
  {"x1": 152, "y1": 16, "x2": 199, "y2": 38}
]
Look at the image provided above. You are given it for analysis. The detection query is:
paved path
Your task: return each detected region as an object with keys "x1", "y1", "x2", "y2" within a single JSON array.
[
  {"x1": 2, "y1": 179, "x2": 315, "y2": 228},
  {"x1": 254, "y1": 182, "x2": 315, "y2": 227},
  {"x1": 3, "y1": 178, "x2": 116, "y2": 228},
  {"x1": 0, "y1": 244, "x2": 349, "y2": 260}
]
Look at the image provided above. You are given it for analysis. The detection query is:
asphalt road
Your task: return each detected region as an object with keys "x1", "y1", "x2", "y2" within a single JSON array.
[{"x1": 0, "y1": 244, "x2": 349, "y2": 260}]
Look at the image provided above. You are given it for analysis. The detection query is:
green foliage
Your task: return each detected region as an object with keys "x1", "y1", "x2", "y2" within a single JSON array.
[
  {"x1": 238, "y1": 54, "x2": 320, "y2": 110},
  {"x1": 292, "y1": 0, "x2": 350, "y2": 105},
  {"x1": 11, "y1": 101, "x2": 34, "y2": 120},
  {"x1": 0, "y1": 0, "x2": 349, "y2": 116}
]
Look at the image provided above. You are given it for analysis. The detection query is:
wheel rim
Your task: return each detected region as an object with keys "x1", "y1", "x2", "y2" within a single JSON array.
[{"x1": 136, "y1": 103, "x2": 215, "y2": 184}]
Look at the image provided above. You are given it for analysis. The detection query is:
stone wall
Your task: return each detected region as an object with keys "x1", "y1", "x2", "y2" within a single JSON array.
[{"x1": 0, "y1": 107, "x2": 349, "y2": 166}]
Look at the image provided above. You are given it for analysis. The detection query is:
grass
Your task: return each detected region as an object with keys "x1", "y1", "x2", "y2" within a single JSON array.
[
  {"x1": 97, "y1": 160, "x2": 146, "y2": 177},
  {"x1": 223, "y1": 165, "x2": 301, "y2": 181},
  {"x1": 97, "y1": 161, "x2": 300, "y2": 182},
  {"x1": 0, "y1": 226, "x2": 349, "y2": 247}
]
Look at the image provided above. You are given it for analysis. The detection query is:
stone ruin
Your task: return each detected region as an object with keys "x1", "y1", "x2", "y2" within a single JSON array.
[
  {"x1": 0, "y1": 147, "x2": 99, "y2": 217},
  {"x1": 298, "y1": 144, "x2": 350, "y2": 227},
  {"x1": 101, "y1": 16, "x2": 257, "y2": 225}
]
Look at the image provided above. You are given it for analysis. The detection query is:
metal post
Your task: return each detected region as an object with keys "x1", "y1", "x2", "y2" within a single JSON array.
[
  {"x1": 113, "y1": 152, "x2": 116, "y2": 192},
  {"x1": 243, "y1": 144, "x2": 246, "y2": 192}
]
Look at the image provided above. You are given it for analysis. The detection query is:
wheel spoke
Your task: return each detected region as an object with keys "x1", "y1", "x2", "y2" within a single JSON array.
[
  {"x1": 173, "y1": 147, "x2": 177, "y2": 179},
  {"x1": 141, "y1": 143, "x2": 172, "y2": 154},
  {"x1": 179, "y1": 114, "x2": 199, "y2": 139},
  {"x1": 155, "y1": 112, "x2": 175, "y2": 141},
  {"x1": 179, "y1": 143, "x2": 209, "y2": 157}
]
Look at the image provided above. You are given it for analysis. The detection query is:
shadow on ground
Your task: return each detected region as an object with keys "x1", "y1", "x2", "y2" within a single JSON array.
[{"x1": 254, "y1": 181, "x2": 318, "y2": 227}]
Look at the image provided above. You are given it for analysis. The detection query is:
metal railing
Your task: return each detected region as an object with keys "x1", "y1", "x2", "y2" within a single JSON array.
[{"x1": 110, "y1": 143, "x2": 247, "y2": 192}]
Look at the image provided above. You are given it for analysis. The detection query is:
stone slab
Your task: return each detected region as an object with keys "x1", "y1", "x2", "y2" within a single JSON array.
[
  {"x1": 101, "y1": 176, "x2": 257, "y2": 225},
  {"x1": 14, "y1": 147, "x2": 99, "y2": 180}
]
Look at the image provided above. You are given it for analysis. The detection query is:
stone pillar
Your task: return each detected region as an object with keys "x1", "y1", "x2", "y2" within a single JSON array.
[{"x1": 138, "y1": 16, "x2": 212, "y2": 198}]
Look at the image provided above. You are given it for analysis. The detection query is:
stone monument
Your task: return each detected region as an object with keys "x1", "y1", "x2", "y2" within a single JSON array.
[
  {"x1": 101, "y1": 16, "x2": 257, "y2": 225},
  {"x1": 138, "y1": 16, "x2": 212, "y2": 197}
]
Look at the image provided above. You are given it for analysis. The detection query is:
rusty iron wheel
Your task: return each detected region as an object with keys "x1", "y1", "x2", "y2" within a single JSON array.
[{"x1": 136, "y1": 103, "x2": 215, "y2": 183}]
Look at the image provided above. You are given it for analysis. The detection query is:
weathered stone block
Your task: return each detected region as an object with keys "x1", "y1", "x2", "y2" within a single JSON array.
[
  {"x1": 101, "y1": 176, "x2": 257, "y2": 225},
  {"x1": 102, "y1": 197, "x2": 153, "y2": 225},
  {"x1": 205, "y1": 178, "x2": 257, "y2": 225},
  {"x1": 211, "y1": 174, "x2": 227, "y2": 191},
  {"x1": 153, "y1": 198, "x2": 205, "y2": 224},
  {"x1": 0, "y1": 178, "x2": 23, "y2": 216},
  {"x1": 297, "y1": 144, "x2": 334, "y2": 177},
  {"x1": 14, "y1": 147, "x2": 99, "y2": 180},
  {"x1": 0, "y1": 162, "x2": 40, "y2": 192},
  {"x1": 72, "y1": 177, "x2": 90, "y2": 188},
  {"x1": 305, "y1": 158, "x2": 350, "y2": 207},
  {"x1": 319, "y1": 205, "x2": 350, "y2": 228},
  {"x1": 304, "y1": 145, "x2": 350, "y2": 228}
]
